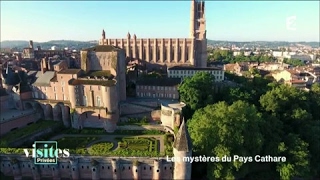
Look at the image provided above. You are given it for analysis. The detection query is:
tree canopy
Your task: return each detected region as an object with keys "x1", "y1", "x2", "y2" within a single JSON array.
[
  {"x1": 184, "y1": 70, "x2": 320, "y2": 179},
  {"x1": 178, "y1": 72, "x2": 215, "y2": 110},
  {"x1": 188, "y1": 101, "x2": 264, "y2": 179},
  {"x1": 207, "y1": 49, "x2": 276, "y2": 64}
]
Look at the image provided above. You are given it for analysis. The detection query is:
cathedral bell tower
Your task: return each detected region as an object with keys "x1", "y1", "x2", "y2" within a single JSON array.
[
  {"x1": 190, "y1": 0, "x2": 207, "y2": 68},
  {"x1": 190, "y1": 0, "x2": 206, "y2": 40}
]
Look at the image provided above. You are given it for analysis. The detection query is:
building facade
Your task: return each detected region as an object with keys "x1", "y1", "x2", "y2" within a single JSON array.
[
  {"x1": 136, "y1": 78, "x2": 181, "y2": 99},
  {"x1": 28, "y1": 45, "x2": 126, "y2": 132},
  {"x1": 22, "y1": 40, "x2": 67, "y2": 59},
  {"x1": 167, "y1": 66, "x2": 225, "y2": 81},
  {"x1": 99, "y1": 0, "x2": 207, "y2": 69}
]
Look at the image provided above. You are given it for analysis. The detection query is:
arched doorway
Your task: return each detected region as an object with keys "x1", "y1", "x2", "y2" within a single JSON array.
[
  {"x1": 63, "y1": 106, "x2": 71, "y2": 128},
  {"x1": 79, "y1": 111, "x2": 102, "y2": 128},
  {"x1": 34, "y1": 103, "x2": 44, "y2": 120},
  {"x1": 24, "y1": 102, "x2": 33, "y2": 110},
  {"x1": 53, "y1": 104, "x2": 63, "y2": 121},
  {"x1": 45, "y1": 104, "x2": 54, "y2": 120}
]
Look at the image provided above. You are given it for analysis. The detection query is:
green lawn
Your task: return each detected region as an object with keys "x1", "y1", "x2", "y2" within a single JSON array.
[{"x1": 0, "y1": 120, "x2": 61, "y2": 147}]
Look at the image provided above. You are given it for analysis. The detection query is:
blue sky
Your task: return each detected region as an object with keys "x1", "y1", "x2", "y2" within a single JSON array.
[{"x1": 1, "y1": 1, "x2": 319, "y2": 42}]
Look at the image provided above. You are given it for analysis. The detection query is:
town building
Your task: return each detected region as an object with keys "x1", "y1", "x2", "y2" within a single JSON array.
[
  {"x1": 27, "y1": 45, "x2": 126, "y2": 132},
  {"x1": 99, "y1": 0, "x2": 208, "y2": 70},
  {"x1": 271, "y1": 69, "x2": 319, "y2": 90},
  {"x1": 136, "y1": 77, "x2": 181, "y2": 99},
  {"x1": 167, "y1": 66, "x2": 224, "y2": 81},
  {"x1": 22, "y1": 40, "x2": 67, "y2": 59},
  {"x1": 257, "y1": 62, "x2": 289, "y2": 71}
]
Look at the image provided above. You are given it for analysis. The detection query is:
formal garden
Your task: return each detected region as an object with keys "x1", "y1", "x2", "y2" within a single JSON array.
[
  {"x1": 55, "y1": 136, "x2": 161, "y2": 156},
  {"x1": 0, "y1": 120, "x2": 174, "y2": 157}
]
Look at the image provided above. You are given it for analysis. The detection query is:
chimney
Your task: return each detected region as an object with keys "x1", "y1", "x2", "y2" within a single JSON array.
[
  {"x1": 41, "y1": 58, "x2": 47, "y2": 74},
  {"x1": 29, "y1": 40, "x2": 34, "y2": 49},
  {"x1": 47, "y1": 58, "x2": 53, "y2": 71}
]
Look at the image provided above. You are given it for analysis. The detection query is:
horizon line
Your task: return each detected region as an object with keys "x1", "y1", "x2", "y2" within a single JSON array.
[{"x1": 1, "y1": 39, "x2": 319, "y2": 43}]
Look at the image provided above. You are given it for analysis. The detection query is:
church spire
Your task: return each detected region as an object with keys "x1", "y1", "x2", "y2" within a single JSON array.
[
  {"x1": 102, "y1": 29, "x2": 106, "y2": 39},
  {"x1": 173, "y1": 118, "x2": 192, "y2": 151}
]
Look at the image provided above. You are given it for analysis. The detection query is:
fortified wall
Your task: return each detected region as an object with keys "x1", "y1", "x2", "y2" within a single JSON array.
[{"x1": 0, "y1": 155, "x2": 173, "y2": 180}]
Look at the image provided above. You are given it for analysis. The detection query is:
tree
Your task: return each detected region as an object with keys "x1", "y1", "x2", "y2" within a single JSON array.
[
  {"x1": 178, "y1": 72, "x2": 215, "y2": 112},
  {"x1": 277, "y1": 134, "x2": 311, "y2": 179},
  {"x1": 188, "y1": 101, "x2": 264, "y2": 179},
  {"x1": 309, "y1": 83, "x2": 320, "y2": 120},
  {"x1": 283, "y1": 58, "x2": 305, "y2": 66},
  {"x1": 259, "y1": 84, "x2": 310, "y2": 116}
]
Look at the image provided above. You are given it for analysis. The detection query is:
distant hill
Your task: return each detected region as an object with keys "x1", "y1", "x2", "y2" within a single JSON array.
[
  {"x1": 207, "y1": 40, "x2": 320, "y2": 48},
  {"x1": 0, "y1": 40, "x2": 98, "y2": 50},
  {"x1": 1, "y1": 40, "x2": 319, "y2": 50},
  {"x1": 1, "y1": 40, "x2": 30, "y2": 48}
]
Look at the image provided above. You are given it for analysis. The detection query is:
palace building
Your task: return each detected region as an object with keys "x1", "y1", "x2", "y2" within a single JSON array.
[{"x1": 99, "y1": 0, "x2": 207, "y2": 70}]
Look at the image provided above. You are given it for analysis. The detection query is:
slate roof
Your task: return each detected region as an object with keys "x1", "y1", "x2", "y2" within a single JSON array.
[
  {"x1": 33, "y1": 71, "x2": 56, "y2": 86},
  {"x1": 58, "y1": 69, "x2": 82, "y2": 74},
  {"x1": 173, "y1": 119, "x2": 192, "y2": 152},
  {"x1": 68, "y1": 79, "x2": 116, "y2": 86},
  {"x1": 27, "y1": 71, "x2": 37, "y2": 76}
]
